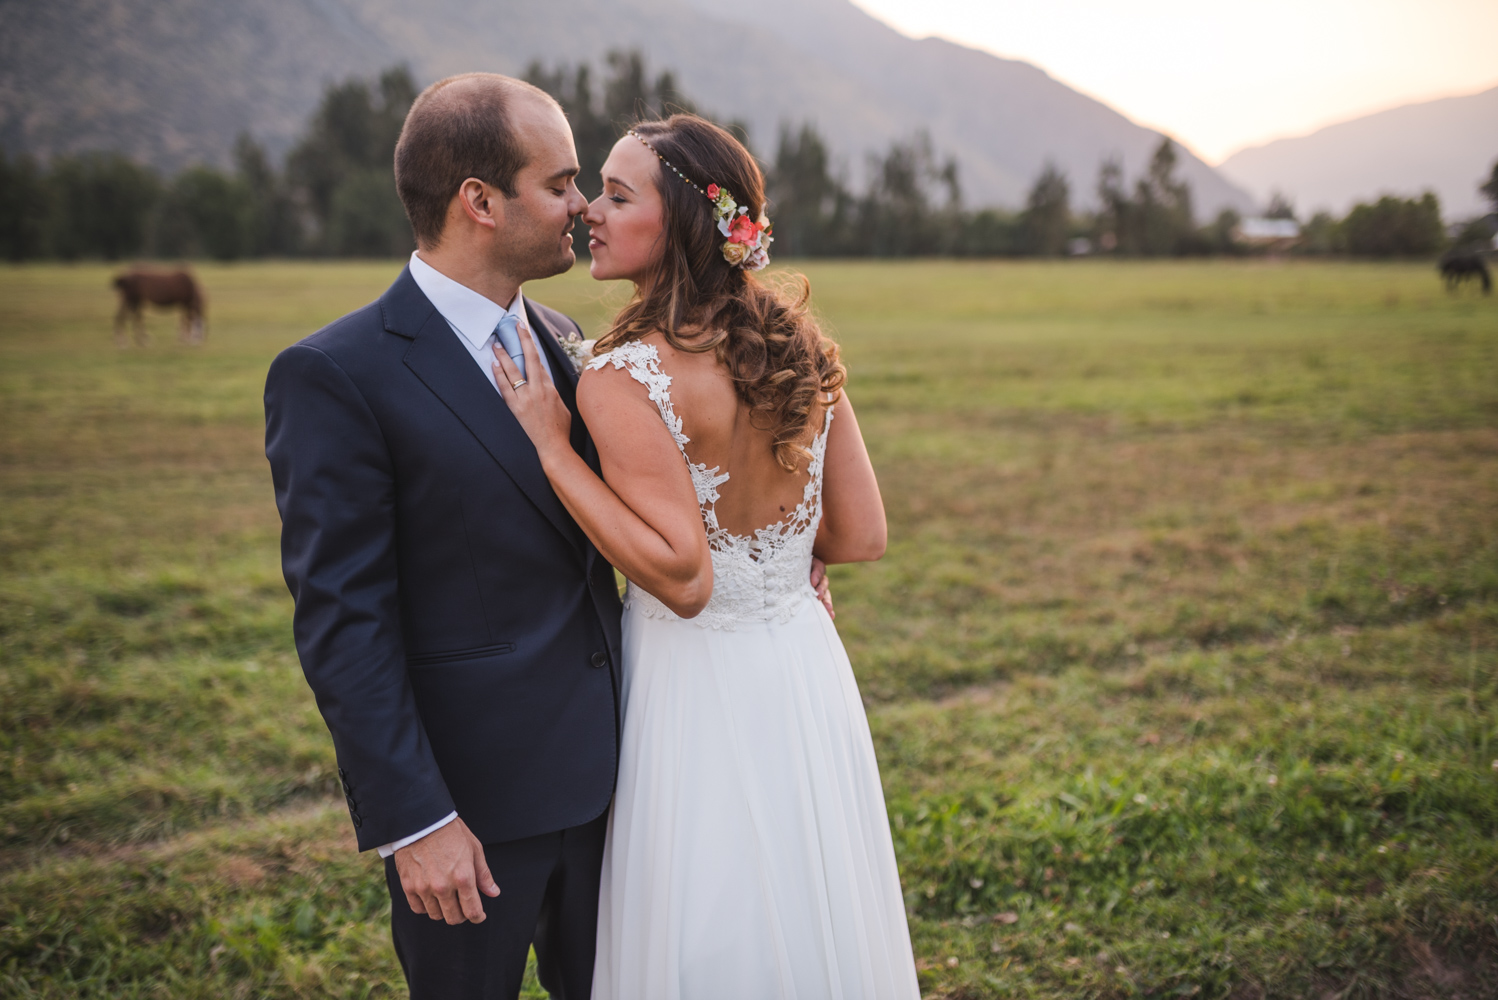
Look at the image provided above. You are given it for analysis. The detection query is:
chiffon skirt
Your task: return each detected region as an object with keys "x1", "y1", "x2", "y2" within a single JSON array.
[{"x1": 591, "y1": 596, "x2": 920, "y2": 1000}]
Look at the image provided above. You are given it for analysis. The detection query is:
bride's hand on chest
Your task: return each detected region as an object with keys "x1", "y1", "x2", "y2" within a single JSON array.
[{"x1": 491, "y1": 326, "x2": 572, "y2": 456}]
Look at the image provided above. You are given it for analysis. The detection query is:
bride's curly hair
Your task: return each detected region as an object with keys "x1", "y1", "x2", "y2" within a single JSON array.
[{"x1": 594, "y1": 114, "x2": 845, "y2": 472}]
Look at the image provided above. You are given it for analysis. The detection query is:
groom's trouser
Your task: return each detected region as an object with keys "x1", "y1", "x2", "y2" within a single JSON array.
[{"x1": 385, "y1": 809, "x2": 609, "y2": 1000}]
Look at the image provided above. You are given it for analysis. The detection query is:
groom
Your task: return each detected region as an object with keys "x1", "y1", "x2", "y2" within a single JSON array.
[{"x1": 265, "y1": 74, "x2": 619, "y2": 998}]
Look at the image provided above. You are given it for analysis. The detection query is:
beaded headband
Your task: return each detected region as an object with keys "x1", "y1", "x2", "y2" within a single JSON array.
[{"x1": 627, "y1": 128, "x2": 773, "y2": 271}]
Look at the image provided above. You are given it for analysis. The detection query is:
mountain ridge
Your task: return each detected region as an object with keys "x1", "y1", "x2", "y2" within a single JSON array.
[
  {"x1": 1218, "y1": 86, "x2": 1498, "y2": 219},
  {"x1": 0, "y1": 0, "x2": 1255, "y2": 215}
]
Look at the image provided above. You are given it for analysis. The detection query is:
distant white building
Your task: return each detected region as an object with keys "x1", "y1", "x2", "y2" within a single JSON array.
[
  {"x1": 1237, "y1": 218, "x2": 1301, "y2": 241},
  {"x1": 1233, "y1": 217, "x2": 1301, "y2": 252}
]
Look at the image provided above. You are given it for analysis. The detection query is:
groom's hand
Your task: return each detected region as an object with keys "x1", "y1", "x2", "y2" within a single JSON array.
[
  {"x1": 393, "y1": 817, "x2": 500, "y2": 924},
  {"x1": 810, "y1": 557, "x2": 834, "y2": 619}
]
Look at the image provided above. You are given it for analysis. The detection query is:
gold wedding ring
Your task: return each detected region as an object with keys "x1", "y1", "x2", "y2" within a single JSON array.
[{"x1": 511, "y1": 378, "x2": 528, "y2": 389}]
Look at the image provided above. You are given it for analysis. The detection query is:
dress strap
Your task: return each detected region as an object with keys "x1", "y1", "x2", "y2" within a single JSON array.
[{"x1": 800, "y1": 399, "x2": 835, "y2": 499}]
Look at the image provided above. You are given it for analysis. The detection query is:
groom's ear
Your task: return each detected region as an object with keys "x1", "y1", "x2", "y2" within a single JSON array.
[{"x1": 456, "y1": 178, "x2": 500, "y2": 232}]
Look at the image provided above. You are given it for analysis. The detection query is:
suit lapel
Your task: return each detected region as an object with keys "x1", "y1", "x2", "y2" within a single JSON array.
[
  {"x1": 525, "y1": 302, "x2": 580, "y2": 394},
  {"x1": 525, "y1": 304, "x2": 596, "y2": 466},
  {"x1": 384, "y1": 272, "x2": 584, "y2": 554}
]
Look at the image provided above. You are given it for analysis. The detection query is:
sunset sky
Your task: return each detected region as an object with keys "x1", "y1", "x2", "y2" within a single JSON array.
[{"x1": 850, "y1": 0, "x2": 1498, "y2": 163}]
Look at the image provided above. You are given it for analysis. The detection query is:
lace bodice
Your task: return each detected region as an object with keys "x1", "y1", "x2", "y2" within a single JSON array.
[{"x1": 587, "y1": 341, "x2": 833, "y2": 629}]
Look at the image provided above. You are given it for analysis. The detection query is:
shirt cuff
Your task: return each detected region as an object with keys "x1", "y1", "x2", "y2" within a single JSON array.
[{"x1": 376, "y1": 811, "x2": 458, "y2": 858}]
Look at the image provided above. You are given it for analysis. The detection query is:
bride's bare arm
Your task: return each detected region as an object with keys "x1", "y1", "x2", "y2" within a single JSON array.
[
  {"x1": 492, "y1": 331, "x2": 712, "y2": 618},
  {"x1": 814, "y1": 392, "x2": 886, "y2": 565}
]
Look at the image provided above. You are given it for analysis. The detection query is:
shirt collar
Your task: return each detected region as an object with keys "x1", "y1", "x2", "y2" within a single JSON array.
[{"x1": 407, "y1": 251, "x2": 524, "y2": 352}]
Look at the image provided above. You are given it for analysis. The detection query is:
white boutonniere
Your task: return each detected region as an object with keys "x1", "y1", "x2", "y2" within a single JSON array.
[{"x1": 559, "y1": 332, "x2": 596, "y2": 372}]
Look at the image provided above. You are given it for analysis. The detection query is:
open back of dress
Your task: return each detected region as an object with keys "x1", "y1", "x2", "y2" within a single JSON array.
[{"x1": 587, "y1": 339, "x2": 834, "y2": 629}]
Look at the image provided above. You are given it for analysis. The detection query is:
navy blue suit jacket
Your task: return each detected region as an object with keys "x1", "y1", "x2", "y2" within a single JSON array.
[{"x1": 264, "y1": 267, "x2": 623, "y2": 851}]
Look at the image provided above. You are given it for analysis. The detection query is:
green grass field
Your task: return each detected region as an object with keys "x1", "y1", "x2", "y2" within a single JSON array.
[{"x1": 2, "y1": 258, "x2": 1496, "y2": 998}]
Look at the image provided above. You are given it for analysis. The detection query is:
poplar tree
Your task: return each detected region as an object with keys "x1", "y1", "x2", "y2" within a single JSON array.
[{"x1": 1021, "y1": 163, "x2": 1070, "y2": 256}]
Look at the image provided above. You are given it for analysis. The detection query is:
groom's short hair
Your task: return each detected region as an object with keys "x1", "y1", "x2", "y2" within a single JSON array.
[{"x1": 394, "y1": 73, "x2": 558, "y2": 247}]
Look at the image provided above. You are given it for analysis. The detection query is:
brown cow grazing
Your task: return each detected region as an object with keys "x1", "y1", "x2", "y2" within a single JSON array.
[{"x1": 112, "y1": 269, "x2": 206, "y2": 346}]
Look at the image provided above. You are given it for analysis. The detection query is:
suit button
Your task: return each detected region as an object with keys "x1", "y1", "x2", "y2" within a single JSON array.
[
  {"x1": 351, "y1": 812, "x2": 363, "y2": 829},
  {"x1": 345, "y1": 793, "x2": 360, "y2": 811},
  {"x1": 590, "y1": 651, "x2": 608, "y2": 669}
]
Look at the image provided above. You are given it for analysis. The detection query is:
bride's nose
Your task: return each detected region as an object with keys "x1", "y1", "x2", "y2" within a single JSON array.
[{"x1": 583, "y1": 196, "x2": 606, "y2": 227}]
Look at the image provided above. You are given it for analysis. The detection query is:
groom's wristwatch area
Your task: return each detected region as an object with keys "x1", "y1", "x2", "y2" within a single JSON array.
[{"x1": 378, "y1": 810, "x2": 460, "y2": 858}]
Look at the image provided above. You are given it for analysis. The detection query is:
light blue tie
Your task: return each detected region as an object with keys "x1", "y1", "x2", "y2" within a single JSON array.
[{"x1": 494, "y1": 312, "x2": 525, "y2": 379}]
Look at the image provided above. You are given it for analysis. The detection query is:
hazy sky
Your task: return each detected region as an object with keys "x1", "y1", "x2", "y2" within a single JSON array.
[{"x1": 850, "y1": 0, "x2": 1498, "y2": 163}]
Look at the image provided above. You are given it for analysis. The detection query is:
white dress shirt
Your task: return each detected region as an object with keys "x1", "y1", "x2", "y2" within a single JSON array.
[
  {"x1": 375, "y1": 252, "x2": 556, "y2": 858},
  {"x1": 407, "y1": 250, "x2": 555, "y2": 388}
]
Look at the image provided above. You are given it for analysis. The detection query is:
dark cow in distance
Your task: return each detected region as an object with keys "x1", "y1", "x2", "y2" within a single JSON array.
[
  {"x1": 112, "y1": 269, "x2": 206, "y2": 345},
  {"x1": 1438, "y1": 249, "x2": 1491, "y2": 295}
]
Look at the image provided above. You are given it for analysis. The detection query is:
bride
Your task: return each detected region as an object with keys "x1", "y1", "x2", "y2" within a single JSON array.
[{"x1": 491, "y1": 114, "x2": 920, "y2": 999}]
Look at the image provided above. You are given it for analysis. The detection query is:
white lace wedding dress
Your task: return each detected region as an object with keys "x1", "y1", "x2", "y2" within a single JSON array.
[{"x1": 587, "y1": 342, "x2": 919, "y2": 1000}]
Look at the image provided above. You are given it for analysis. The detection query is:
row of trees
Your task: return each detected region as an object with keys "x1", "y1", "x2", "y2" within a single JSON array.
[
  {"x1": 0, "y1": 68, "x2": 417, "y2": 261},
  {"x1": 1, "y1": 53, "x2": 1491, "y2": 262},
  {"x1": 780, "y1": 134, "x2": 1228, "y2": 257},
  {"x1": 769, "y1": 127, "x2": 1489, "y2": 259},
  {"x1": 1298, "y1": 194, "x2": 1446, "y2": 257},
  {"x1": 769, "y1": 130, "x2": 1194, "y2": 259}
]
